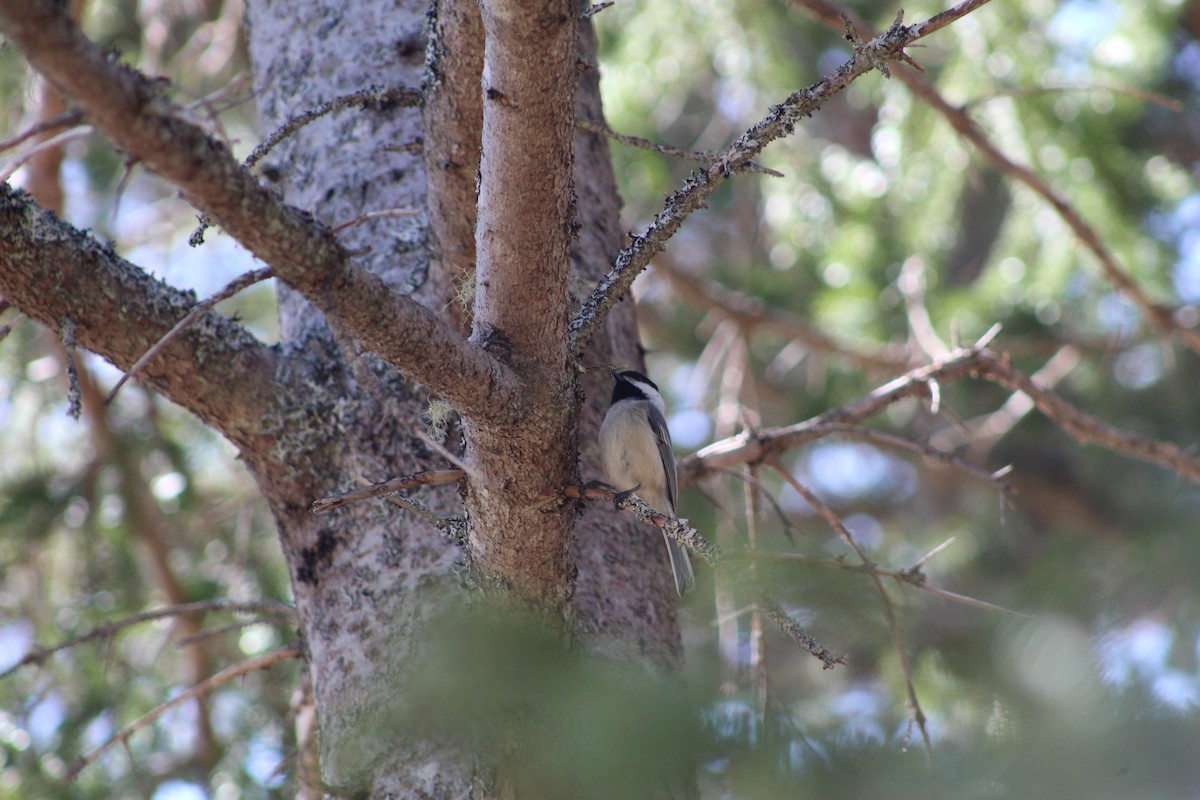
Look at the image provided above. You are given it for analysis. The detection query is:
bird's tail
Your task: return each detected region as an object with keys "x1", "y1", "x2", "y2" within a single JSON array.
[{"x1": 662, "y1": 531, "x2": 695, "y2": 596}]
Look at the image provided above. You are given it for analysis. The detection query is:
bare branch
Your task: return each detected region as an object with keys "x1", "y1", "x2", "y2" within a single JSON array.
[
  {"x1": 681, "y1": 342, "x2": 1200, "y2": 487},
  {"x1": 0, "y1": 310, "x2": 27, "y2": 342},
  {"x1": 815, "y1": 422, "x2": 1015, "y2": 494},
  {"x1": 0, "y1": 108, "x2": 83, "y2": 154},
  {"x1": 909, "y1": 0, "x2": 995, "y2": 39},
  {"x1": 738, "y1": 549, "x2": 1029, "y2": 619},
  {"x1": 1, "y1": 599, "x2": 296, "y2": 680},
  {"x1": 568, "y1": 2, "x2": 998, "y2": 352},
  {"x1": 311, "y1": 469, "x2": 465, "y2": 513},
  {"x1": 191, "y1": 85, "x2": 422, "y2": 245},
  {"x1": 0, "y1": 124, "x2": 91, "y2": 183},
  {"x1": 106, "y1": 267, "x2": 275, "y2": 404},
  {"x1": 770, "y1": 463, "x2": 932, "y2": 757},
  {"x1": 974, "y1": 349, "x2": 1200, "y2": 482},
  {"x1": 247, "y1": 85, "x2": 421, "y2": 173},
  {"x1": 575, "y1": 119, "x2": 785, "y2": 177},
  {"x1": 569, "y1": 484, "x2": 844, "y2": 667},
  {"x1": 0, "y1": 186, "x2": 281, "y2": 447},
  {"x1": 65, "y1": 643, "x2": 302, "y2": 782},
  {"x1": 569, "y1": 18, "x2": 917, "y2": 349}
]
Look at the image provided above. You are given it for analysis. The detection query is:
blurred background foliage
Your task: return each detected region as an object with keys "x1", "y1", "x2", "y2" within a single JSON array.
[{"x1": 2, "y1": 0, "x2": 1200, "y2": 797}]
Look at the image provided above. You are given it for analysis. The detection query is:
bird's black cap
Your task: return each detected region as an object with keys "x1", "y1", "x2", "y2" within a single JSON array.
[{"x1": 610, "y1": 370, "x2": 659, "y2": 403}]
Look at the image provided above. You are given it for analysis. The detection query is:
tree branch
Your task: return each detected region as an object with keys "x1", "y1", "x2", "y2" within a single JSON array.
[
  {"x1": 473, "y1": 0, "x2": 576, "y2": 365},
  {"x1": 422, "y1": 0, "x2": 485, "y2": 329},
  {"x1": 0, "y1": 186, "x2": 278, "y2": 448},
  {"x1": 770, "y1": 462, "x2": 931, "y2": 757},
  {"x1": 681, "y1": 339, "x2": 1200, "y2": 487},
  {"x1": 575, "y1": 118, "x2": 785, "y2": 177},
  {"x1": 0, "y1": 0, "x2": 522, "y2": 424},
  {"x1": 105, "y1": 266, "x2": 275, "y2": 404},
  {"x1": 1, "y1": 598, "x2": 296, "y2": 680},
  {"x1": 568, "y1": 2, "x2": 994, "y2": 351},
  {"x1": 65, "y1": 643, "x2": 302, "y2": 782}
]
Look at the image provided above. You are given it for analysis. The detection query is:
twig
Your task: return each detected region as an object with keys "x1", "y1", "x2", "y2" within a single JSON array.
[
  {"x1": 579, "y1": 1, "x2": 613, "y2": 19},
  {"x1": 174, "y1": 616, "x2": 293, "y2": 648},
  {"x1": 899, "y1": 256, "x2": 948, "y2": 359},
  {"x1": 569, "y1": 483, "x2": 844, "y2": 667},
  {"x1": 0, "y1": 108, "x2": 84, "y2": 154},
  {"x1": 909, "y1": 0, "x2": 994, "y2": 39},
  {"x1": 934, "y1": 345, "x2": 1080, "y2": 450},
  {"x1": 60, "y1": 317, "x2": 81, "y2": 419},
  {"x1": 0, "y1": 311, "x2": 27, "y2": 342},
  {"x1": 0, "y1": 125, "x2": 91, "y2": 183},
  {"x1": 705, "y1": 463, "x2": 799, "y2": 543},
  {"x1": 759, "y1": 601, "x2": 845, "y2": 668},
  {"x1": 330, "y1": 208, "x2": 422, "y2": 235},
  {"x1": 812, "y1": 422, "x2": 1015, "y2": 494},
  {"x1": 311, "y1": 469, "x2": 465, "y2": 513},
  {"x1": 353, "y1": 474, "x2": 457, "y2": 531},
  {"x1": 682, "y1": 337, "x2": 1200, "y2": 488},
  {"x1": 770, "y1": 462, "x2": 932, "y2": 758},
  {"x1": 413, "y1": 428, "x2": 482, "y2": 483},
  {"x1": 189, "y1": 84, "x2": 422, "y2": 245},
  {"x1": 569, "y1": 4, "x2": 992, "y2": 351},
  {"x1": 245, "y1": 85, "x2": 421, "y2": 173},
  {"x1": 910, "y1": 537, "x2": 956, "y2": 570},
  {"x1": 737, "y1": 549, "x2": 1029, "y2": 619},
  {"x1": 105, "y1": 267, "x2": 274, "y2": 404},
  {"x1": 576, "y1": 119, "x2": 785, "y2": 177},
  {"x1": 65, "y1": 643, "x2": 302, "y2": 782},
  {"x1": 974, "y1": 349, "x2": 1200, "y2": 482},
  {"x1": 1, "y1": 599, "x2": 296, "y2": 680}
]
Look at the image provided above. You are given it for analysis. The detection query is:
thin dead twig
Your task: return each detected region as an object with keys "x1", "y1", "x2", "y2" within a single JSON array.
[
  {"x1": 330, "y1": 208, "x2": 422, "y2": 235},
  {"x1": 311, "y1": 469, "x2": 465, "y2": 513},
  {"x1": 576, "y1": 119, "x2": 785, "y2": 177},
  {"x1": 190, "y1": 84, "x2": 422, "y2": 245},
  {"x1": 65, "y1": 643, "x2": 302, "y2": 781},
  {"x1": 814, "y1": 422, "x2": 1015, "y2": 494},
  {"x1": 738, "y1": 549, "x2": 1029, "y2": 618},
  {"x1": 683, "y1": 333, "x2": 1200, "y2": 488},
  {"x1": 570, "y1": 483, "x2": 844, "y2": 667},
  {"x1": 975, "y1": 350, "x2": 1200, "y2": 483},
  {"x1": 105, "y1": 267, "x2": 275, "y2": 404},
  {"x1": 0, "y1": 311, "x2": 27, "y2": 342},
  {"x1": 2, "y1": 598, "x2": 296, "y2": 680},
  {"x1": 0, "y1": 126, "x2": 92, "y2": 183},
  {"x1": 0, "y1": 108, "x2": 84, "y2": 154},
  {"x1": 770, "y1": 462, "x2": 932, "y2": 759}
]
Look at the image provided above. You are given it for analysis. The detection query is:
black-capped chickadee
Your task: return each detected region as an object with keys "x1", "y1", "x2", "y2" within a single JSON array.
[{"x1": 599, "y1": 370, "x2": 695, "y2": 596}]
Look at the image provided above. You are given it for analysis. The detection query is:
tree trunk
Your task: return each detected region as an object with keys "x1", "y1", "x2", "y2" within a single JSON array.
[{"x1": 239, "y1": 0, "x2": 684, "y2": 793}]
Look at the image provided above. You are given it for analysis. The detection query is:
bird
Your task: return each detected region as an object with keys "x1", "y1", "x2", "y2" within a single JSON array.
[{"x1": 598, "y1": 369, "x2": 695, "y2": 596}]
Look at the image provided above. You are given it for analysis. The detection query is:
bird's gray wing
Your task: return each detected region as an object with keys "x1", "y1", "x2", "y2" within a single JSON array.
[{"x1": 646, "y1": 404, "x2": 677, "y2": 512}]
